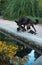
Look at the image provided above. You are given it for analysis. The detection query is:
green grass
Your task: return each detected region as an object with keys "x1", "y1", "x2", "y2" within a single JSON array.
[
  {"x1": 3, "y1": 15, "x2": 42, "y2": 24},
  {"x1": 27, "y1": 16, "x2": 42, "y2": 24},
  {"x1": 1, "y1": 0, "x2": 41, "y2": 19},
  {"x1": 14, "y1": 15, "x2": 42, "y2": 24}
]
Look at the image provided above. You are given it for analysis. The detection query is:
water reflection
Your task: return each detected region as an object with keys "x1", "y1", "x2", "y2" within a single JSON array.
[
  {"x1": 34, "y1": 51, "x2": 41, "y2": 59},
  {"x1": 9, "y1": 47, "x2": 32, "y2": 65},
  {"x1": 0, "y1": 32, "x2": 41, "y2": 65},
  {"x1": 0, "y1": 42, "x2": 41, "y2": 65},
  {"x1": 25, "y1": 50, "x2": 35, "y2": 65},
  {"x1": 9, "y1": 50, "x2": 41, "y2": 65},
  {"x1": 15, "y1": 47, "x2": 32, "y2": 58}
]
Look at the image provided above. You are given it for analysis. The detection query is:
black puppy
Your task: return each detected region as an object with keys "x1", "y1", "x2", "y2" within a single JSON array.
[{"x1": 15, "y1": 17, "x2": 39, "y2": 32}]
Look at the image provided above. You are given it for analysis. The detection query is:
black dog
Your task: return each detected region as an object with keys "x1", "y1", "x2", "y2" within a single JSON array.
[{"x1": 15, "y1": 16, "x2": 39, "y2": 32}]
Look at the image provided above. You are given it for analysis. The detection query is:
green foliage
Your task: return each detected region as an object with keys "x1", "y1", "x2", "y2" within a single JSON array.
[
  {"x1": 0, "y1": 0, "x2": 42, "y2": 19},
  {"x1": 0, "y1": 0, "x2": 1, "y2": 15},
  {"x1": 39, "y1": 0, "x2": 42, "y2": 17},
  {"x1": 33, "y1": 0, "x2": 39, "y2": 17}
]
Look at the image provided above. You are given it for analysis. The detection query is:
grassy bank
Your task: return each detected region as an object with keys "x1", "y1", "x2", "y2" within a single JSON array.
[
  {"x1": 1, "y1": 0, "x2": 42, "y2": 19},
  {"x1": 2, "y1": 15, "x2": 42, "y2": 24},
  {"x1": 27, "y1": 16, "x2": 42, "y2": 24}
]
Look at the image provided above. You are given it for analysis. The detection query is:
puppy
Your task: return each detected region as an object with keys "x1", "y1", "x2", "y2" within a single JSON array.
[{"x1": 15, "y1": 17, "x2": 39, "y2": 32}]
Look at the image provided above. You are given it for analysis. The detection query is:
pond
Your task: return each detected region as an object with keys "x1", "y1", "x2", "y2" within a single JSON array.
[{"x1": 0, "y1": 32, "x2": 41, "y2": 65}]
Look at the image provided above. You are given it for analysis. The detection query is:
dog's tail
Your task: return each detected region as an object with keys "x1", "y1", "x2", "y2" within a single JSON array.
[{"x1": 34, "y1": 19, "x2": 39, "y2": 25}]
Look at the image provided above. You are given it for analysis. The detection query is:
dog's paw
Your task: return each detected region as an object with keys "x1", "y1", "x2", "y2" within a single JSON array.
[{"x1": 28, "y1": 30, "x2": 37, "y2": 35}]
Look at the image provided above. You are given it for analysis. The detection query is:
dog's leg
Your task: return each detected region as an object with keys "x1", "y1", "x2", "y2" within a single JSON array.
[
  {"x1": 21, "y1": 26, "x2": 26, "y2": 31},
  {"x1": 31, "y1": 24, "x2": 36, "y2": 32},
  {"x1": 26, "y1": 24, "x2": 31, "y2": 31}
]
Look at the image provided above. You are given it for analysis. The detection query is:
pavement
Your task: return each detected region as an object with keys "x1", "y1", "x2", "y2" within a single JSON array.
[
  {"x1": 0, "y1": 19, "x2": 42, "y2": 47},
  {"x1": 0, "y1": 18, "x2": 42, "y2": 38}
]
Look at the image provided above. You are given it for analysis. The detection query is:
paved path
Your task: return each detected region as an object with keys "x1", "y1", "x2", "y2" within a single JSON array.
[
  {"x1": 0, "y1": 19, "x2": 42, "y2": 47},
  {"x1": 0, "y1": 19, "x2": 42, "y2": 38}
]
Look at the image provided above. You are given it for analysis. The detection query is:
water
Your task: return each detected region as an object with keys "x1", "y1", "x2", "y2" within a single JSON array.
[
  {"x1": 25, "y1": 50, "x2": 35, "y2": 65},
  {"x1": 8, "y1": 49, "x2": 40, "y2": 65},
  {"x1": 12, "y1": 50, "x2": 36, "y2": 65},
  {"x1": 0, "y1": 32, "x2": 41, "y2": 65}
]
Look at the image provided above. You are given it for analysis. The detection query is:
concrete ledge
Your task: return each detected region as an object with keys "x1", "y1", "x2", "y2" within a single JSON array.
[
  {"x1": 31, "y1": 55, "x2": 42, "y2": 65},
  {"x1": 0, "y1": 19, "x2": 42, "y2": 54},
  {"x1": 0, "y1": 28, "x2": 42, "y2": 54}
]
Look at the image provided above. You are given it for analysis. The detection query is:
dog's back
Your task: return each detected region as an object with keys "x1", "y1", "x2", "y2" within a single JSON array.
[
  {"x1": 18, "y1": 17, "x2": 30, "y2": 25},
  {"x1": 15, "y1": 16, "x2": 39, "y2": 26}
]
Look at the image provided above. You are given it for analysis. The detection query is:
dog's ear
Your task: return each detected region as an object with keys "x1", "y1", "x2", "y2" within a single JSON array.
[{"x1": 15, "y1": 20, "x2": 18, "y2": 23}]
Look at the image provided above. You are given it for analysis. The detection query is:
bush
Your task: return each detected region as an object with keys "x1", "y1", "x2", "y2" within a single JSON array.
[{"x1": 1, "y1": 0, "x2": 42, "y2": 20}]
